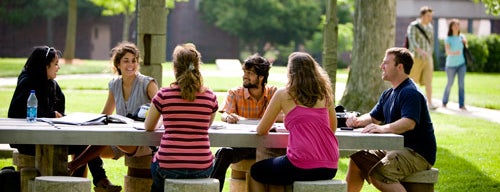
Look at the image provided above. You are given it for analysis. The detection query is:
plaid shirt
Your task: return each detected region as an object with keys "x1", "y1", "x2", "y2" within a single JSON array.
[
  {"x1": 407, "y1": 19, "x2": 434, "y2": 59},
  {"x1": 220, "y1": 85, "x2": 278, "y2": 119}
]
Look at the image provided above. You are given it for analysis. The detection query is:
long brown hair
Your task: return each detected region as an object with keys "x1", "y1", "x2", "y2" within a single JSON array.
[
  {"x1": 447, "y1": 19, "x2": 461, "y2": 36},
  {"x1": 172, "y1": 43, "x2": 204, "y2": 101},
  {"x1": 286, "y1": 52, "x2": 333, "y2": 108}
]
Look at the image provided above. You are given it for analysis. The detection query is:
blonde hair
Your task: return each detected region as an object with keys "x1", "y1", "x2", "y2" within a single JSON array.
[
  {"x1": 172, "y1": 43, "x2": 204, "y2": 101},
  {"x1": 286, "y1": 52, "x2": 333, "y2": 107}
]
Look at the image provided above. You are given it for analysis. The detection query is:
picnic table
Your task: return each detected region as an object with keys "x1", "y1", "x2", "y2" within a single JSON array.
[{"x1": 0, "y1": 118, "x2": 403, "y2": 176}]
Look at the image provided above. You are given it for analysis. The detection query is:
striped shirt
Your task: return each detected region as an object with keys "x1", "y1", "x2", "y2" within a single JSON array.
[
  {"x1": 220, "y1": 86, "x2": 278, "y2": 119},
  {"x1": 407, "y1": 19, "x2": 434, "y2": 59},
  {"x1": 152, "y1": 85, "x2": 218, "y2": 169}
]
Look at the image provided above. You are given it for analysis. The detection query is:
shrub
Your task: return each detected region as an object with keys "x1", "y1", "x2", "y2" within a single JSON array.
[
  {"x1": 484, "y1": 34, "x2": 500, "y2": 73},
  {"x1": 465, "y1": 34, "x2": 489, "y2": 72}
]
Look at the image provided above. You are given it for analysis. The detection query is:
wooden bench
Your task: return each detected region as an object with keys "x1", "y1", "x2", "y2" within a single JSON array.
[
  {"x1": 401, "y1": 168, "x2": 439, "y2": 192},
  {"x1": 34, "y1": 176, "x2": 91, "y2": 192},
  {"x1": 293, "y1": 180, "x2": 347, "y2": 192},
  {"x1": 164, "y1": 178, "x2": 219, "y2": 192}
]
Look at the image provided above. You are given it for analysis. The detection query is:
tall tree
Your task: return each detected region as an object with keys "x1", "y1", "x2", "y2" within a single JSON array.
[
  {"x1": 199, "y1": 0, "x2": 322, "y2": 53},
  {"x1": 63, "y1": 0, "x2": 77, "y2": 64},
  {"x1": 40, "y1": 0, "x2": 66, "y2": 45},
  {"x1": 322, "y1": 0, "x2": 338, "y2": 101},
  {"x1": 339, "y1": 0, "x2": 396, "y2": 113},
  {"x1": 89, "y1": 0, "x2": 180, "y2": 42}
]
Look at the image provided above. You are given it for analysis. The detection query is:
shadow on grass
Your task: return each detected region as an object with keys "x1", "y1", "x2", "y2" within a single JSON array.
[{"x1": 435, "y1": 147, "x2": 500, "y2": 191}]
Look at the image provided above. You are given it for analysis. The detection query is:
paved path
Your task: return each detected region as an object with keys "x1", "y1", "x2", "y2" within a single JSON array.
[{"x1": 0, "y1": 71, "x2": 498, "y2": 124}]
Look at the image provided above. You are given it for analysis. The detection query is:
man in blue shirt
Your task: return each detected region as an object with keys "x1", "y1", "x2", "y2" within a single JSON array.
[{"x1": 345, "y1": 47, "x2": 436, "y2": 192}]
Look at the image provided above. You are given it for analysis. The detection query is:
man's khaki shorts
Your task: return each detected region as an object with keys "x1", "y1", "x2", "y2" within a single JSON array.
[
  {"x1": 409, "y1": 56, "x2": 434, "y2": 86},
  {"x1": 350, "y1": 149, "x2": 432, "y2": 184}
]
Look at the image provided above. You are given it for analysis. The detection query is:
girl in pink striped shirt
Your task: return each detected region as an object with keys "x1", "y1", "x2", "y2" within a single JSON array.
[{"x1": 145, "y1": 43, "x2": 218, "y2": 192}]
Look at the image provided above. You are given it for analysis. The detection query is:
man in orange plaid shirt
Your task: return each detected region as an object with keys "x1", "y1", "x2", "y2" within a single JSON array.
[{"x1": 211, "y1": 54, "x2": 283, "y2": 191}]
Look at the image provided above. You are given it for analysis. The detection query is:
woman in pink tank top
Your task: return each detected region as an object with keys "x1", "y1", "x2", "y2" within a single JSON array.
[{"x1": 251, "y1": 52, "x2": 339, "y2": 185}]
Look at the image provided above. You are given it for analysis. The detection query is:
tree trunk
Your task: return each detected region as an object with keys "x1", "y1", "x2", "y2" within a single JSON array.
[
  {"x1": 322, "y1": 0, "x2": 338, "y2": 105},
  {"x1": 63, "y1": 0, "x2": 77, "y2": 64},
  {"x1": 46, "y1": 17, "x2": 54, "y2": 46},
  {"x1": 122, "y1": 13, "x2": 135, "y2": 42},
  {"x1": 339, "y1": 0, "x2": 396, "y2": 113}
]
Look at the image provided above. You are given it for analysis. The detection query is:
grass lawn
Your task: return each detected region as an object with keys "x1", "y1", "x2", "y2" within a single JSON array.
[{"x1": 1, "y1": 58, "x2": 499, "y2": 191}]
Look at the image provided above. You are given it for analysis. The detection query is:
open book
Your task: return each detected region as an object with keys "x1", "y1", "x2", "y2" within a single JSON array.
[{"x1": 38, "y1": 112, "x2": 133, "y2": 126}]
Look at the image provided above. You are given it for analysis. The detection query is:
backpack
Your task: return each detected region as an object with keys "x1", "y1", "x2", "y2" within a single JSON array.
[
  {"x1": 403, "y1": 23, "x2": 430, "y2": 49},
  {"x1": 403, "y1": 35, "x2": 410, "y2": 49},
  {"x1": 0, "y1": 166, "x2": 20, "y2": 192}
]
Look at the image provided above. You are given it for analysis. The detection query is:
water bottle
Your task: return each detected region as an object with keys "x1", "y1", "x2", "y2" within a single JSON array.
[{"x1": 27, "y1": 90, "x2": 38, "y2": 123}]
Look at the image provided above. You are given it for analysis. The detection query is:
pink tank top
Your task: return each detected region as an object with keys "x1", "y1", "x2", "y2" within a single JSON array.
[{"x1": 284, "y1": 99, "x2": 339, "y2": 169}]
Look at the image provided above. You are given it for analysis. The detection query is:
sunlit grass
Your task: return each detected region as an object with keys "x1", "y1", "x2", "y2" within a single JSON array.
[
  {"x1": 1, "y1": 59, "x2": 500, "y2": 191},
  {"x1": 432, "y1": 71, "x2": 500, "y2": 109}
]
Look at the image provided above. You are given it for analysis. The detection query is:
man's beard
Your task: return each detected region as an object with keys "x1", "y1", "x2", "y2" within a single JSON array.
[{"x1": 243, "y1": 82, "x2": 259, "y2": 88}]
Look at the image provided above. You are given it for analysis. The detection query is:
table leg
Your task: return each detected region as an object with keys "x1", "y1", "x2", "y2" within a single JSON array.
[{"x1": 35, "y1": 145, "x2": 68, "y2": 176}]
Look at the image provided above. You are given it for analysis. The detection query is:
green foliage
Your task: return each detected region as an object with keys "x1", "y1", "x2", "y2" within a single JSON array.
[
  {"x1": 90, "y1": 0, "x2": 135, "y2": 16},
  {"x1": 199, "y1": 0, "x2": 322, "y2": 50},
  {"x1": 473, "y1": 0, "x2": 500, "y2": 16},
  {"x1": 465, "y1": 34, "x2": 489, "y2": 72},
  {"x1": 274, "y1": 42, "x2": 296, "y2": 66},
  {"x1": 338, "y1": 23, "x2": 354, "y2": 53},
  {"x1": 0, "y1": 0, "x2": 64, "y2": 26},
  {"x1": 89, "y1": 0, "x2": 179, "y2": 16},
  {"x1": 337, "y1": 0, "x2": 354, "y2": 24},
  {"x1": 484, "y1": 34, "x2": 500, "y2": 72},
  {"x1": 303, "y1": 23, "x2": 353, "y2": 68},
  {"x1": 304, "y1": 32, "x2": 324, "y2": 55}
]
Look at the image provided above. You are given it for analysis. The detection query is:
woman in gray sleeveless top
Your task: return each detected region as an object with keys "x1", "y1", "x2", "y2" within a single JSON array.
[{"x1": 68, "y1": 42, "x2": 158, "y2": 186}]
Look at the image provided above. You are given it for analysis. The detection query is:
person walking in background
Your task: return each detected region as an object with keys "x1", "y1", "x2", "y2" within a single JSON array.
[
  {"x1": 144, "y1": 43, "x2": 219, "y2": 192},
  {"x1": 250, "y1": 52, "x2": 339, "y2": 185},
  {"x1": 407, "y1": 6, "x2": 436, "y2": 109},
  {"x1": 443, "y1": 19, "x2": 467, "y2": 110},
  {"x1": 68, "y1": 42, "x2": 159, "y2": 182},
  {"x1": 345, "y1": 48, "x2": 436, "y2": 192},
  {"x1": 8, "y1": 46, "x2": 120, "y2": 192}
]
